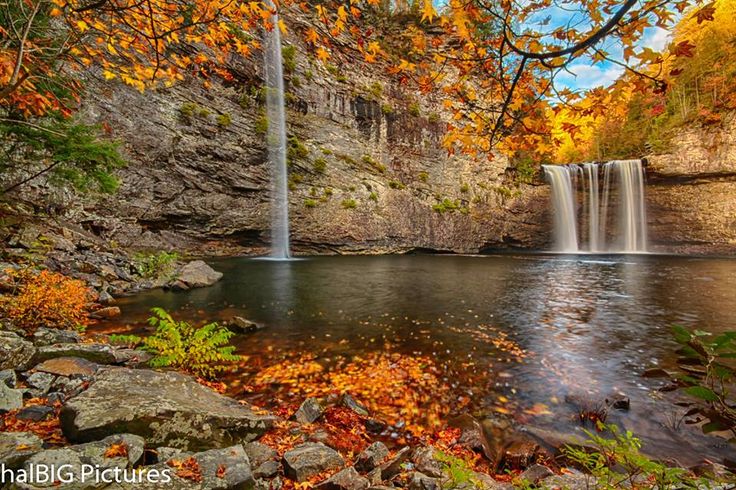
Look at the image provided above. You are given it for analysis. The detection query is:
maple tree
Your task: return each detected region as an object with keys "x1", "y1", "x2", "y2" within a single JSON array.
[{"x1": 0, "y1": 0, "x2": 720, "y2": 181}]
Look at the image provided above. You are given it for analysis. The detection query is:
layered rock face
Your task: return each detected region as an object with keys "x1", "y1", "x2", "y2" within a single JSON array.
[
  {"x1": 646, "y1": 113, "x2": 736, "y2": 254},
  {"x1": 76, "y1": 16, "x2": 549, "y2": 256}
]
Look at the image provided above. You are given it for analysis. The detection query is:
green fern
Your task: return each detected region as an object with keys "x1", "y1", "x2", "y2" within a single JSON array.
[{"x1": 132, "y1": 308, "x2": 240, "y2": 379}]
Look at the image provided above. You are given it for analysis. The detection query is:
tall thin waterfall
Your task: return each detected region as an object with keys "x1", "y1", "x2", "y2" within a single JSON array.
[
  {"x1": 264, "y1": 2, "x2": 290, "y2": 259},
  {"x1": 542, "y1": 160, "x2": 648, "y2": 253}
]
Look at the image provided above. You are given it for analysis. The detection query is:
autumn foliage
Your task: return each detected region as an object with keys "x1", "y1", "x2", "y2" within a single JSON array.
[{"x1": 0, "y1": 269, "x2": 92, "y2": 332}]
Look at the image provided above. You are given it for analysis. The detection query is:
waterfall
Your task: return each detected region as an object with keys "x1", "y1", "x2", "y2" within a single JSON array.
[
  {"x1": 263, "y1": 2, "x2": 290, "y2": 259},
  {"x1": 542, "y1": 160, "x2": 648, "y2": 253},
  {"x1": 544, "y1": 165, "x2": 579, "y2": 252}
]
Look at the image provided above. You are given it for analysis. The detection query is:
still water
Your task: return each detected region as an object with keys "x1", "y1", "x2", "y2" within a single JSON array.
[{"x1": 103, "y1": 254, "x2": 736, "y2": 464}]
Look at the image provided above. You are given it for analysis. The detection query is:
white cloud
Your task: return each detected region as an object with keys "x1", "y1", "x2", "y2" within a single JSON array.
[
  {"x1": 642, "y1": 27, "x2": 671, "y2": 51},
  {"x1": 556, "y1": 62, "x2": 625, "y2": 90}
]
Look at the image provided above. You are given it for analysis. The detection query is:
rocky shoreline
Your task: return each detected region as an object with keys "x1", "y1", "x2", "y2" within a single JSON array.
[{"x1": 0, "y1": 323, "x2": 598, "y2": 490}]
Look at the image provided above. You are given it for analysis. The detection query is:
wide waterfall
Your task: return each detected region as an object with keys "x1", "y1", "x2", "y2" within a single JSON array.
[
  {"x1": 542, "y1": 160, "x2": 648, "y2": 253},
  {"x1": 264, "y1": 2, "x2": 290, "y2": 259}
]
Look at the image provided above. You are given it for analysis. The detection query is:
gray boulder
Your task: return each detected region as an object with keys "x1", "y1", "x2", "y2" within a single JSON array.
[
  {"x1": 32, "y1": 328, "x2": 82, "y2": 346},
  {"x1": 60, "y1": 367, "x2": 275, "y2": 450},
  {"x1": 0, "y1": 382, "x2": 23, "y2": 412},
  {"x1": 355, "y1": 442, "x2": 389, "y2": 473},
  {"x1": 0, "y1": 432, "x2": 43, "y2": 469},
  {"x1": 295, "y1": 397, "x2": 324, "y2": 424},
  {"x1": 24, "y1": 372, "x2": 54, "y2": 396},
  {"x1": 33, "y1": 357, "x2": 99, "y2": 377},
  {"x1": 283, "y1": 443, "x2": 345, "y2": 482},
  {"x1": 0, "y1": 369, "x2": 17, "y2": 387},
  {"x1": 0, "y1": 331, "x2": 37, "y2": 371},
  {"x1": 170, "y1": 261, "x2": 223, "y2": 289},
  {"x1": 316, "y1": 467, "x2": 369, "y2": 490}
]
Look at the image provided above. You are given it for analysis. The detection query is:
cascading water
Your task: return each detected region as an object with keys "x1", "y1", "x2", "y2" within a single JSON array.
[
  {"x1": 542, "y1": 159, "x2": 648, "y2": 253},
  {"x1": 263, "y1": 2, "x2": 290, "y2": 259}
]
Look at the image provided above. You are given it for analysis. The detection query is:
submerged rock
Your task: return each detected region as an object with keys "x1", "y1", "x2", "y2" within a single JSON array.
[
  {"x1": 60, "y1": 367, "x2": 275, "y2": 450},
  {"x1": 283, "y1": 443, "x2": 345, "y2": 482},
  {"x1": 169, "y1": 261, "x2": 223, "y2": 289},
  {"x1": 227, "y1": 316, "x2": 264, "y2": 333}
]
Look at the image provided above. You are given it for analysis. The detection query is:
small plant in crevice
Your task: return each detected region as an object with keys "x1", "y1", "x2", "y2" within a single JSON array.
[
  {"x1": 313, "y1": 157, "x2": 327, "y2": 174},
  {"x1": 408, "y1": 102, "x2": 421, "y2": 117},
  {"x1": 341, "y1": 198, "x2": 357, "y2": 209},
  {"x1": 216, "y1": 113, "x2": 232, "y2": 128},
  {"x1": 434, "y1": 451, "x2": 480, "y2": 489},
  {"x1": 287, "y1": 136, "x2": 309, "y2": 164},
  {"x1": 304, "y1": 199, "x2": 318, "y2": 208},
  {"x1": 368, "y1": 191, "x2": 378, "y2": 202},
  {"x1": 110, "y1": 308, "x2": 240, "y2": 379},
  {"x1": 254, "y1": 114, "x2": 269, "y2": 135},
  {"x1": 282, "y1": 45, "x2": 297, "y2": 73},
  {"x1": 433, "y1": 198, "x2": 459, "y2": 214},
  {"x1": 388, "y1": 180, "x2": 405, "y2": 190}
]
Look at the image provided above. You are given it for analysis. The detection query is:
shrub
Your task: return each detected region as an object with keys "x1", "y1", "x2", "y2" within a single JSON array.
[
  {"x1": 111, "y1": 308, "x2": 240, "y2": 379},
  {"x1": 408, "y1": 102, "x2": 421, "y2": 117},
  {"x1": 255, "y1": 114, "x2": 269, "y2": 135},
  {"x1": 341, "y1": 198, "x2": 357, "y2": 209},
  {"x1": 313, "y1": 158, "x2": 327, "y2": 173},
  {"x1": 216, "y1": 114, "x2": 232, "y2": 128},
  {"x1": 282, "y1": 45, "x2": 297, "y2": 73},
  {"x1": 563, "y1": 424, "x2": 707, "y2": 489},
  {"x1": 0, "y1": 269, "x2": 92, "y2": 332},
  {"x1": 432, "y1": 198, "x2": 460, "y2": 213},
  {"x1": 133, "y1": 251, "x2": 179, "y2": 279}
]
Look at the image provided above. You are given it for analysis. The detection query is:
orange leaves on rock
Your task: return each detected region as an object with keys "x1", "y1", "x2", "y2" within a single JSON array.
[
  {"x1": 0, "y1": 269, "x2": 92, "y2": 333},
  {"x1": 168, "y1": 457, "x2": 202, "y2": 482},
  {"x1": 104, "y1": 442, "x2": 129, "y2": 459},
  {"x1": 0, "y1": 399, "x2": 66, "y2": 445}
]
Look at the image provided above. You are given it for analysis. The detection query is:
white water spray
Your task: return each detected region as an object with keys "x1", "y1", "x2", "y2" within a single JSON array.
[{"x1": 264, "y1": 2, "x2": 290, "y2": 259}]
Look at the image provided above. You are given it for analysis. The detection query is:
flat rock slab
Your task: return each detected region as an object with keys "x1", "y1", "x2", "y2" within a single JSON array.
[
  {"x1": 34, "y1": 344, "x2": 117, "y2": 365},
  {"x1": 33, "y1": 357, "x2": 99, "y2": 377},
  {"x1": 60, "y1": 367, "x2": 275, "y2": 450}
]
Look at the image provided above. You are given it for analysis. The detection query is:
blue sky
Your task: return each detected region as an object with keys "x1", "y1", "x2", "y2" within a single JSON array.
[{"x1": 429, "y1": 0, "x2": 675, "y2": 91}]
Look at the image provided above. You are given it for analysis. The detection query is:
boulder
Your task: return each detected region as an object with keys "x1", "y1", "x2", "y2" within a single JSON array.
[
  {"x1": 410, "y1": 447, "x2": 443, "y2": 478},
  {"x1": 355, "y1": 442, "x2": 389, "y2": 473},
  {"x1": 377, "y1": 447, "x2": 411, "y2": 480},
  {"x1": 60, "y1": 367, "x2": 275, "y2": 450},
  {"x1": 34, "y1": 343, "x2": 117, "y2": 365},
  {"x1": 24, "y1": 372, "x2": 55, "y2": 396},
  {"x1": 0, "y1": 432, "x2": 43, "y2": 469},
  {"x1": 295, "y1": 397, "x2": 324, "y2": 424},
  {"x1": 409, "y1": 472, "x2": 440, "y2": 490},
  {"x1": 90, "y1": 306, "x2": 122, "y2": 319},
  {"x1": 32, "y1": 328, "x2": 82, "y2": 346},
  {"x1": 342, "y1": 394, "x2": 369, "y2": 417},
  {"x1": 538, "y1": 468, "x2": 595, "y2": 490},
  {"x1": 316, "y1": 467, "x2": 370, "y2": 490},
  {"x1": 0, "y1": 369, "x2": 17, "y2": 387},
  {"x1": 33, "y1": 357, "x2": 99, "y2": 377},
  {"x1": 0, "y1": 382, "x2": 23, "y2": 412},
  {"x1": 170, "y1": 261, "x2": 223, "y2": 289},
  {"x1": 0, "y1": 331, "x2": 37, "y2": 371},
  {"x1": 16, "y1": 405, "x2": 55, "y2": 421},
  {"x1": 283, "y1": 443, "x2": 345, "y2": 482},
  {"x1": 16, "y1": 434, "x2": 145, "y2": 490},
  {"x1": 243, "y1": 442, "x2": 278, "y2": 468},
  {"x1": 518, "y1": 464, "x2": 554, "y2": 484}
]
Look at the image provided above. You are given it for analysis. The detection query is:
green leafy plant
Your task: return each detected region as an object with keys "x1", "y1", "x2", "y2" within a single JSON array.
[
  {"x1": 133, "y1": 251, "x2": 179, "y2": 279},
  {"x1": 434, "y1": 451, "x2": 480, "y2": 489},
  {"x1": 111, "y1": 308, "x2": 240, "y2": 379},
  {"x1": 563, "y1": 423, "x2": 708, "y2": 489},
  {"x1": 650, "y1": 326, "x2": 736, "y2": 436}
]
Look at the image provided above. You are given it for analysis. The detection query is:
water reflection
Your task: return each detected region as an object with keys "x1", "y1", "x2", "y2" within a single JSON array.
[{"x1": 104, "y1": 254, "x2": 736, "y2": 463}]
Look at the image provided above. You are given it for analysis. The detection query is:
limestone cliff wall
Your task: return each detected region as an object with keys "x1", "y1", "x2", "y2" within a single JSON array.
[
  {"x1": 74, "y1": 21, "x2": 549, "y2": 255},
  {"x1": 646, "y1": 113, "x2": 736, "y2": 254}
]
